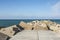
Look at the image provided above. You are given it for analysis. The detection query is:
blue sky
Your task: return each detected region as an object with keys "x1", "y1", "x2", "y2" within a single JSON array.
[{"x1": 0, "y1": 0, "x2": 60, "y2": 19}]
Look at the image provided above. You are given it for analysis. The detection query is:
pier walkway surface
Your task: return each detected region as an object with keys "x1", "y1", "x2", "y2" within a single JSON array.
[{"x1": 10, "y1": 30, "x2": 60, "y2": 40}]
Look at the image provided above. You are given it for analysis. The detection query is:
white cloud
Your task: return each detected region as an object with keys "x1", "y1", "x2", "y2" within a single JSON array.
[{"x1": 52, "y1": 2, "x2": 60, "y2": 17}]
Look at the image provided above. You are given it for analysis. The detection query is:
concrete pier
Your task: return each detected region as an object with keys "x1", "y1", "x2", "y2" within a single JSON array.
[{"x1": 10, "y1": 30, "x2": 60, "y2": 40}]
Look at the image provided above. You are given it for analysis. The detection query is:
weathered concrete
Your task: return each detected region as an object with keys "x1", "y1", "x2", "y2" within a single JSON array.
[
  {"x1": 9, "y1": 30, "x2": 60, "y2": 40},
  {"x1": 38, "y1": 30, "x2": 60, "y2": 40},
  {"x1": 10, "y1": 30, "x2": 38, "y2": 40}
]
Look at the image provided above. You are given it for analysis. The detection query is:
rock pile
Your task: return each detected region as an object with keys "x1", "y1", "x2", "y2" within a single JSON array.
[
  {"x1": 0, "y1": 25, "x2": 24, "y2": 37},
  {"x1": 0, "y1": 25, "x2": 17, "y2": 37},
  {"x1": 0, "y1": 20, "x2": 60, "y2": 38},
  {"x1": 19, "y1": 20, "x2": 60, "y2": 33}
]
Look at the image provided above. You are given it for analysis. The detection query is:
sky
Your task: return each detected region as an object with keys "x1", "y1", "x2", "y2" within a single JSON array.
[{"x1": 0, "y1": 0, "x2": 60, "y2": 19}]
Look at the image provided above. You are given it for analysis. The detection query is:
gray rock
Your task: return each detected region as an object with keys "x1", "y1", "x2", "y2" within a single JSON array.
[{"x1": 0, "y1": 32, "x2": 10, "y2": 40}]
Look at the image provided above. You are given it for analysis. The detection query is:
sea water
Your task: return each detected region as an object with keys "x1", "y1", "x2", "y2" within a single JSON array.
[{"x1": 0, "y1": 19, "x2": 60, "y2": 27}]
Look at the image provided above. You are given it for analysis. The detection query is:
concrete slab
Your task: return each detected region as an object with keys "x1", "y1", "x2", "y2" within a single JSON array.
[
  {"x1": 10, "y1": 30, "x2": 38, "y2": 40},
  {"x1": 38, "y1": 30, "x2": 57, "y2": 40},
  {"x1": 9, "y1": 30, "x2": 60, "y2": 40}
]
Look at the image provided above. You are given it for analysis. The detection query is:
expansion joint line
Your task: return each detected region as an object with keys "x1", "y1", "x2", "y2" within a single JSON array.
[{"x1": 37, "y1": 30, "x2": 39, "y2": 40}]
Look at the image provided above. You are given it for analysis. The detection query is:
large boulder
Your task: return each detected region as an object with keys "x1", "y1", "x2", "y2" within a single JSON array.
[
  {"x1": 55, "y1": 24, "x2": 60, "y2": 33},
  {"x1": 0, "y1": 25, "x2": 17, "y2": 37},
  {"x1": 48, "y1": 24, "x2": 60, "y2": 33},
  {"x1": 48, "y1": 25, "x2": 58, "y2": 31},
  {"x1": 33, "y1": 22, "x2": 48, "y2": 30},
  {"x1": 19, "y1": 21, "x2": 33, "y2": 30},
  {"x1": 46, "y1": 21, "x2": 57, "y2": 31}
]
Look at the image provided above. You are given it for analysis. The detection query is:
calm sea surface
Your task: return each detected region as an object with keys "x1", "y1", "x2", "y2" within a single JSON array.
[{"x1": 0, "y1": 19, "x2": 60, "y2": 27}]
